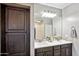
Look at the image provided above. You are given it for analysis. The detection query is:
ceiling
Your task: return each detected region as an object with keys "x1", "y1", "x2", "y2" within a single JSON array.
[{"x1": 40, "y1": 3, "x2": 72, "y2": 9}]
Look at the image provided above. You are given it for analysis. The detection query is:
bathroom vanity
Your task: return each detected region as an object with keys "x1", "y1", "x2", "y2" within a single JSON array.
[
  {"x1": 35, "y1": 40, "x2": 72, "y2": 56},
  {"x1": 34, "y1": 4, "x2": 72, "y2": 56}
]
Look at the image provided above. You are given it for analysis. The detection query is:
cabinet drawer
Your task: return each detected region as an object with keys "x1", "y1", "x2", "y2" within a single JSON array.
[
  {"x1": 54, "y1": 45, "x2": 60, "y2": 50},
  {"x1": 61, "y1": 48, "x2": 66, "y2": 56},
  {"x1": 35, "y1": 47, "x2": 52, "y2": 53},
  {"x1": 42, "y1": 47, "x2": 52, "y2": 51},
  {"x1": 61, "y1": 44, "x2": 72, "y2": 48}
]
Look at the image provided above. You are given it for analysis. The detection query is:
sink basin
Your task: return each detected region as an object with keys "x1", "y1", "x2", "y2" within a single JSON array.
[
  {"x1": 35, "y1": 41, "x2": 50, "y2": 48},
  {"x1": 58, "y1": 40, "x2": 72, "y2": 44},
  {"x1": 35, "y1": 41, "x2": 49, "y2": 45}
]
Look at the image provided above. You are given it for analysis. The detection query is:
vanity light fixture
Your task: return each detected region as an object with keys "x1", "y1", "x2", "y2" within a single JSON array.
[
  {"x1": 36, "y1": 20, "x2": 41, "y2": 23},
  {"x1": 35, "y1": 20, "x2": 43, "y2": 23},
  {"x1": 41, "y1": 11, "x2": 56, "y2": 18}
]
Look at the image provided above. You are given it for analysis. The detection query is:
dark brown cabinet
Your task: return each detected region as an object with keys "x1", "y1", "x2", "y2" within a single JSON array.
[
  {"x1": 61, "y1": 44, "x2": 72, "y2": 56},
  {"x1": 35, "y1": 47, "x2": 53, "y2": 56},
  {"x1": 35, "y1": 43, "x2": 72, "y2": 56},
  {"x1": 53, "y1": 45, "x2": 60, "y2": 56}
]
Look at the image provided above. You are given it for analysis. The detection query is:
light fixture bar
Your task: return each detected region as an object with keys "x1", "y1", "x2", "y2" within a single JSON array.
[{"x1": 41, "y1": 12, "x2": 56, "y2": 18}]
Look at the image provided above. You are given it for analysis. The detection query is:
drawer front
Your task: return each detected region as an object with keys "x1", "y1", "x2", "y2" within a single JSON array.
[
  {"x1": 42, "y1": 47, "x2": 52, "y2": 51},
  {"x1": 35, "y1": 47, "x2": 52, "y2": 53},
  {"x1": 61, "y1": 44, "x2": 72, "y2": 48},
  {"x1": 54, "y1": 45, "x2": 60, "y2": 50}
]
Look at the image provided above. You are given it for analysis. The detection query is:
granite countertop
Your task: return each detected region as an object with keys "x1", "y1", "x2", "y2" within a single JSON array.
[{"x1": 35, "y1": 40, "x2": 72, "y2": 49}]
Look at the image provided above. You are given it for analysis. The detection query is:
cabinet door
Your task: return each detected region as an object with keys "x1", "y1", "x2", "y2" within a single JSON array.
[
  {"x1": 45, "y1": 51, "x2": 53, "y2": 56},
  {"x1": 54, "y1": 45, "x2": 60, "y2": 56},
  {"x1": 54, "y1": 50, "x2": 60, "y2": 56},
  {"x1": 61, "y1": 44, "x2": 72, "y2": 56},
  {"x1": 35, "y1": 52, "x2": 44, "y2": 56},
  {"x1": 61, "y1": 48, "x2": 66, "y2": 56},
  {"x1": 35, "y1": 49, "x2": 43, "y2": 56},
  {"x1": 66, "y1": 47, "x2": 72, "y2": 56}
]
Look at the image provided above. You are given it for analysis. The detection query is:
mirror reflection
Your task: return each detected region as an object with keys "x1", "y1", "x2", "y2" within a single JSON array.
[{"x1": 34, "y1": 4, "x2": 62, "y2": 42}]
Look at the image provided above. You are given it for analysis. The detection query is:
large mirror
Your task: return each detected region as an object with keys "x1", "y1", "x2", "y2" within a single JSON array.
[{"x1": 34, "y1": 3, "x2": 62, "y2": 41}]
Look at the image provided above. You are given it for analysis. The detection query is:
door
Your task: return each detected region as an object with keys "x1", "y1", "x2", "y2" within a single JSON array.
[{"x1": 1, "y1": 5, "x2": 30, "y2": 56}]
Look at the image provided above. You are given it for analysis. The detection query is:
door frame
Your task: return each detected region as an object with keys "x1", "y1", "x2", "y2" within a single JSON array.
[{"x1": 0, "y1": 3, "x2": 34, "y2": 56}]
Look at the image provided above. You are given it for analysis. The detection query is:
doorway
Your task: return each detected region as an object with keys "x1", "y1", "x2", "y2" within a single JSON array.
[{"x1": 1, "y1": 4, "x2": 30, "y2": 56}]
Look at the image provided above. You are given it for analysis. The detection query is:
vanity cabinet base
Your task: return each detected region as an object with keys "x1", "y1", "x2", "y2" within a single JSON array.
[{"x1": 35, "y1": 43, "x2": 72, "y2": 56}]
